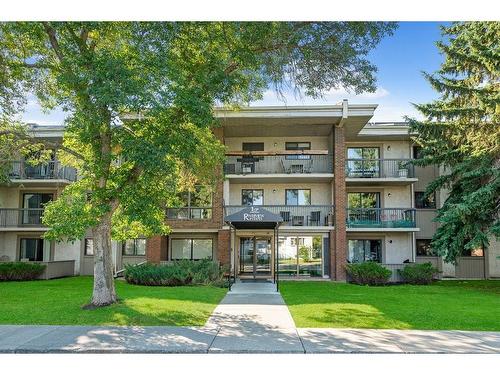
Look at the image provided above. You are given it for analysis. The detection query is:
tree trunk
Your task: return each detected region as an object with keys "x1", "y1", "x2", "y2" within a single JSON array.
[{"x1": 90, "y1": 211, "x2": 117, "y2": 306}]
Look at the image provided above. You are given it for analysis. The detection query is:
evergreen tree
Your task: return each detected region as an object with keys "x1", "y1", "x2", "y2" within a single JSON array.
[{"x1": 408, "y1": 22, "x2": 500, "y2": 263}]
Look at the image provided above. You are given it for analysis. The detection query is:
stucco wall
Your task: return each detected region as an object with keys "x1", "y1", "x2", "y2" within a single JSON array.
[
  {"x1": 383, "y1": 232, "x2": 413, "y2": 263},
  {"x1": 0, "y1": 232, "x2": 17, "y2": 261},
  {"x1": 346, "y1": 185, "x2": 411, "y2": 208},
  {"x1": 229, "y1": 182, "x2": 332, "y2": 206},
  {"x1": 225, "y1": 136, "x2": 330, "y2": 152},
  {"x1": 346, "y1": 141, "x2": 411, "y2": 159},
  {"x1": 0, "y1": 188, "x2": 20, "y2": 207},
  {"x1": 54, "y1": 239, "x2": 81, "y2": 274}
]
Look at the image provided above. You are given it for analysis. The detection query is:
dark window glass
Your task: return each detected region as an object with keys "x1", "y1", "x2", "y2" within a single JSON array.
[
  {"x1": 84, "y1": 239, "x2": 94, "y2": 256},
  {"x1": 348, "y1": 239, "x2": 382, "y2": 263},
  {"x1": 242, "y1": 143, "x2": 264, "y2": 151},
  {"x1": 285, "y1": 189, "x2": 311, "y2": 205},
  {"x1": 416, "y1": 239, "x2": 434, "y2": 256},
  {"x1": 20, "y1": 238, "x2": 44, "y2": 261},
  {"x1": 413, "y1": 146, "x2": 423, "y2": 159},
  {"x1": 415, "y1": 192, "x2": 436, "y2": 209},
  {"x1": 122, "y1": 239, "x2": 146, "y2": 256},
  {"x1": 286, "y1": 142, "x2": 311, "y2": 160},
  {"x1": 348, "y1": 192, "x2": 380, "y2": 208},
  {"x1": 242, "y1": 189, "x2": 264, "y2": 206}
]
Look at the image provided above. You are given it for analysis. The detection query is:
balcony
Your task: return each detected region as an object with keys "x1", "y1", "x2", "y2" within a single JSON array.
[
  {"x1": 224, "y1": 154, "x2": 333, "y2": 182},
  {"x1": 6, "y1": 161, "x2": 77, "y2": 182},
  {"x1": 0, "y1": 208, "x2": 46, "y2": 229},
  {"x1": 346, "y1": 208, "x2": 417, "y2": 231},
  {"x1": 225, "y1": 205, "x2": 335, "y2": 227},
  {"x1": 345, "y1": 159, "x2": 416, "y2": 184},
  {"x1": 166, "y1": 207, "x2": 213, "y2": 220}
]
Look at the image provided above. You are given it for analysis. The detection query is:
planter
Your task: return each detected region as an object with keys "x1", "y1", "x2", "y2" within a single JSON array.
[{"x1": 398, "y1": 168, "x2": 408, "y2": 178}]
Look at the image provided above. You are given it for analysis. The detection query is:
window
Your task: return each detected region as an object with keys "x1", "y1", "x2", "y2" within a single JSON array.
[
  {"x1": 19, "y1": 238, "x2": 45, "y2": 261},
  {"x1": 84, "y1": 239, "x2": 94, "y2": 256},
  {"x1": 348, "y1": 239, "x2": 382, "y2": 263},
  {"x1": 413, "y1": 145, "x2": 423, "y2": 159},
  {"x1": 416, "y1": 239, "x2": 434, "y2": 256},
  {"x1": 122, "y1": 239, "x2": 146, "y2": 256},
  {"x1": 278, "y1": 236, "x2": 323, "y2": 277},
  {"x1": 22, "y1": 193, "x2": 53, "y2": 225},
  {"x1": 346, "y1": 147, "x2": 380, "y2": 177},
  {"x1": 285, "y1": 142, "x2": 311, "y2": 160},
  {"x1": 415, "y1": 192, "x2": 436, "y2": 209},
  {"x1": 286, "y1": 189, "x2": 311, "y2": 205},
  {"x1": 170, "y1": 239, "x2": 213, "y2": 260},
  {"x1": 348, "y1": 192, "x2": 380, "y2": 208},
  {"x1": 347, "y1": 147, "x2": 379, "y2": 160},
  {"x1": 168, "y1": 185, "x2": 213, "y2": 219},
  {"x1": 242, "y1": 142, "x2": 264, "y2": 152},
  {"x1": 242, "y1": 189, "x2": 264, "y2": 206}
]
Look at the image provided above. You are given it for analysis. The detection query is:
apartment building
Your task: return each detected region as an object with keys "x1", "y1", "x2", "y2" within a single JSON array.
[{"x1": 1, "y1": 102, "x2": 498, "y2": 280}]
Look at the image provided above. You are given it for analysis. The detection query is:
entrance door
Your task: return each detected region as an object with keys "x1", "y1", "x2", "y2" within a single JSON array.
[{"x1": 239, "y1": 237, "x2": 271, "y2": 278}]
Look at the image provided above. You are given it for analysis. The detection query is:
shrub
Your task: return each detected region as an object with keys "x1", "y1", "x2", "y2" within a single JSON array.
[
  {"x1": 0, "y1": 262, "x2": 46, "y2": 281},
  {"x1": 345, "y1": 262, "x2": 392, "y2": 286},
  {"x1": 124, "y1": 259, "x2": 227, "y2": 287},
  {"x1": 399, "y1": 262, "x2": 439, "y2": 285}
]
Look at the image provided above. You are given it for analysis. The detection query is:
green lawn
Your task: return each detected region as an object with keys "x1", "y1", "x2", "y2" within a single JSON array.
[
  {"x1": 0, "y1": 276, "x2": 226, "y2": 326},
  {"x1": 280, "y1": 280, "x2": 500, "y2": 331}
]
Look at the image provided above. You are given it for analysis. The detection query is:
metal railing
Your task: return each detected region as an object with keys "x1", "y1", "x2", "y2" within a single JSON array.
[
  {"x1": 224, "y1": 205, "x2": 335, "y2": 226},
  {"x1": 345, "y1": 159, "x2": 415, "y2": 178},
  {"x1": 6, "y1": 160, "x2": 77, "y2": 181},
  {"x1": 346, "y1": 208, "x2": 416, "y2": 228},
  {"x1": 166, "y1": 207, "x2": 213, "y2": 220},
  {"x1": 0, "y1": 208, "x2": 46, "y2": 227},
  {"x1": 224, "y1": 154, "x2": 333, "y2": 175}
]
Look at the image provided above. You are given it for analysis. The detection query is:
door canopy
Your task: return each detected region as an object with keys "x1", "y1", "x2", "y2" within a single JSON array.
[{"x1": 225, "y1": 206, "x2": 283, "y2": 229}]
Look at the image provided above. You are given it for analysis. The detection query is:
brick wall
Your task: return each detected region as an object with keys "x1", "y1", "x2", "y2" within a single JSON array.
[
  {"x1": 333, "y1": 125, "x2": 347, "y2": 281},
  {"x1": 217, "y1": 229, "x2": 231, "y2": 267},
  {"x1": 146, "y1": 236, "x2": 167, "y2": 263}
]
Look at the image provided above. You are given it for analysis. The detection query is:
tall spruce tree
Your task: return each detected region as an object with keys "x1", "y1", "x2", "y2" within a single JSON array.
[{"x1": 408, "y1": 22, "x2": 500, "y2": 263}]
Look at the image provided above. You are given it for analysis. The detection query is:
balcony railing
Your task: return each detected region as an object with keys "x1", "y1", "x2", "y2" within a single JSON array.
[
  {"x1": 6, "y1": 161, "x2": 77, "y2": 182},
  {"x1": 225, "y1": 205, "x2": 335, "y2": 226},
  {"x1": 166, "y1": 207, "x2": 213, "y2": 220},
  {"x1": 0, "y1": 208, "x2": 46, "y2": 227},
  {"x1": 345, "y1": 159, "x2": 415, "y2": 178},
  {"x1": 224, "y1": 154, "x2": 333, "y2": 175},
  {"x1": 346, "y1": 208, "x2": 416, "y2": 228}
]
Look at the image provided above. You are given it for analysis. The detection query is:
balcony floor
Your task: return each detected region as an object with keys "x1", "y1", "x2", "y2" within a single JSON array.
[
  {"x1": 226, "y1": 173, "x2": 334, "y2": 183},
  {"x1": 346, "y1": 177, "x2": 418, "y2": 185}
]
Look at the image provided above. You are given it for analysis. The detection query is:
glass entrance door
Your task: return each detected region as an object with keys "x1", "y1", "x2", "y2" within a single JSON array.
[{"x1": 239, "y1": 237, "x2": 272, "y2": 278}]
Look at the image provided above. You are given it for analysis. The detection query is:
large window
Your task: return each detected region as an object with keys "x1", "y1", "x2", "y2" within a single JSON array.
[
  {"x1": 122, "y1": 239, "x2": 146, "y2": 256},
  {"x1": 346, "y1": 147, "x2": 380, "y2": 177},
  {"x1": 348, "y1": 239, "x2": 382, "y2": 263},
  {"x1": 416, "y1": 239, "x2": 434, "y2": 256},
  {"x1": 347, "y1": 147, "x2": 380, "y2": 160},
  {"x1": 168, "y1": 185, "x2": 213, "y2": 219},
  {"x1": 242, "y1": 142, "x2": 264, "y2": 151},
  {"x1": 278, "y1": 236, "x2": 323, "y2": 277},
  {"x1": 171, "y1": 239, "x2": 213, "y2": 260},
  {"x1": 348, "y1": 192, "x2": 380, "y2": 208},
  {"x1": 285, "y1": 142, "x2": 311, "y2": 160},
  {"x1": 84, "y1": 239, "x2": 94, "y2": 256},
  {"x1": 415, "y1": 192, "x2": 436, "y2": 209},
  {"x1": 19, "y1": 238, "x2": 49, "y2": 261},
  {"x1": 242, "y1": 189, "x2": 264, "y2": 206},
  {"x1": 22, "y1": 193, "x2": 53, "y2": 225},
  {"x1": 285, "y1": 189, "x2": 311, "y2": 205}
]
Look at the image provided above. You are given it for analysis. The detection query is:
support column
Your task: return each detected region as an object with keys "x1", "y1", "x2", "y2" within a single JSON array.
[
  {"x1": 146, "y1": 236, "x2": 167, "y2": 263},
  {"x1": 217, "y1": 229, "x2": 231, "y2": 267},
  {"x1": 333, "y1": 122, "x2": 347, "y2": 281}
]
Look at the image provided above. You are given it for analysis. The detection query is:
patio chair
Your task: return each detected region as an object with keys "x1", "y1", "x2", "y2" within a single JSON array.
[
  {"x1": 292, "y1": 215, "x2": 304, "y2": 226},
  {"x1": 307, "y1": 211, "x2": 321, "y2": 226}
]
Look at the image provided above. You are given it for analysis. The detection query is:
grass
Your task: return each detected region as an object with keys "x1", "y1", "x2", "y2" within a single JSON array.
[
  {"x1": 280, "y1": 280, "x2": 500, "y2": 331},
  {"x1": 0, "y1": 276, "x2": 226, "y2": 326}
]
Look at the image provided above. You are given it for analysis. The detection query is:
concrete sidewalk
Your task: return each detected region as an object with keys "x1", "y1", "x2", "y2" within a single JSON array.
[{"x1": 1, "y1": 281, "x2": 499, "y2": 353}]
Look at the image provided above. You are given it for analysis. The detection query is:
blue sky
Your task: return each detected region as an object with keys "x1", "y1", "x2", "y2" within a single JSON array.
[{"x1": 23, "y1": 22, "x2": 446, "y2": 125}]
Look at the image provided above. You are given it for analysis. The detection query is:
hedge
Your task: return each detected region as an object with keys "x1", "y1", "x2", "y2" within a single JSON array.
[
  {"x1": 0, "y1": 262, "x2": 46, "y2": 281},
  {"x1": 345, "y1": 262, "x2": 392, "y2": 286}
]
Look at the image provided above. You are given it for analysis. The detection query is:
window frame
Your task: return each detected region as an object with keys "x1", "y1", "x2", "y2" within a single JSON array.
[
  {"x1": 19, "y1": 237, "x2": 45, "y2": 262},
  {"x1": 84, "y1": 238, "x2": 94, "y2": 256},
  {"x1": 122, "y1": 238, "x2": 147, "y2": 256},
  {"x1": 241, "y1": 189, "x2": 264, "y2": 206},
  {"x1": 347, "y1": 147, "x2": 380, "y2": 160},
  {"x1": 242, "y1": 142, "x2": 264, "y2": 152},
  {"x1": 347, "y1": 192, "x2": 381, "y2": 209},
  {"x1": 348, "y1": 239, "x2": 382, "y2": 263},
  {"x1": 415, "y1": 191, "x2": 436, "y2": 209},
  {"x1": 285, "y1": 189, "x2": 311, "y2": 206},
  {"x1": 285, "y1": 141, "x2": 311, "y2": 160},
  {"x1": 170, "y1": 238, "x2": 213, "y2": 261},
  {"x1": 416, "y1": 239, "x2": 434, "y2": 256}
]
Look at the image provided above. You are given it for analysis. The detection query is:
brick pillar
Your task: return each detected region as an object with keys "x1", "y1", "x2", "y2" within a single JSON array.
[
  {"x1": 333, "y1": 125, "x2": 347, "y2": 281},
  {"x1": 212, "y1": 126, "x2": 225, "y2": 227},
  {"x1": 217, "y1": 229, "x2": 231, "y2": 267},
  {"x1": 146, "y1": 236, "x2": 167, "y2": 263}
]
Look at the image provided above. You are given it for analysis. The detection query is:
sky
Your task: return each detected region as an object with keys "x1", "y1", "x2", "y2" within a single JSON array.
[{"x1": 22, "y1": 22, "x2": 447, "y2": 125}]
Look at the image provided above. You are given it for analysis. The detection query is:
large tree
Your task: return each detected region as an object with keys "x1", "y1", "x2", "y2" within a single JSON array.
[
  {"x1": 408, "y1": 22, "x2": 500, "y2": 263},
  {"x1": 0, "y1": 22, "x2": 396, "y2": 306}
]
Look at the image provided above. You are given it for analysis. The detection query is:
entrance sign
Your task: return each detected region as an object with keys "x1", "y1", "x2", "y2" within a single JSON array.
[{"x1": 225, "y1": 206, "x2": 283, "y2": 229}]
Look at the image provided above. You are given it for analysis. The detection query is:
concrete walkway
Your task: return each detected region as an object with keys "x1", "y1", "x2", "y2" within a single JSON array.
[{"x1": 1, "y1": 281, "x2": 500, "y2": 353}]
